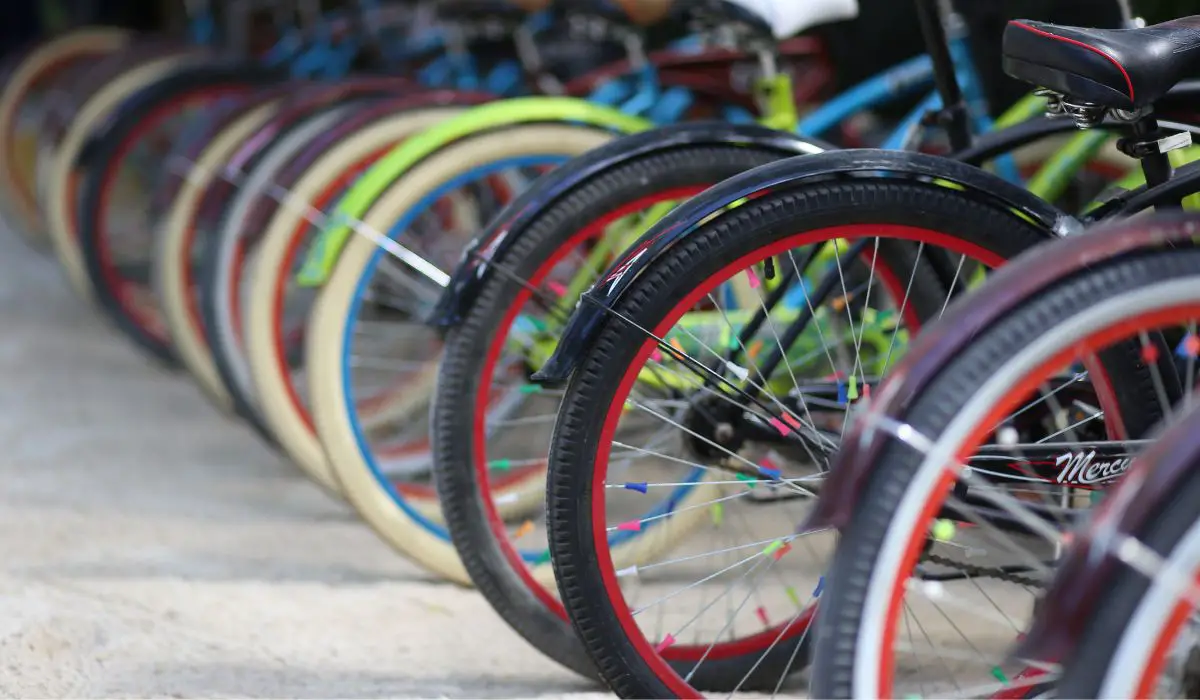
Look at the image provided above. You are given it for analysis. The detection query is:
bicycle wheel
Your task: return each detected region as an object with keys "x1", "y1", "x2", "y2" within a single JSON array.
[
  {"x1": 0, "y1": 27, "x2": 130, "y2": 241},
  {"x1": 76, "y1": 63, "x2": 281, "y2": 364},
  {"x1": 42, "y1": 49, "x2": 204, "y2": 302},
  {"x1": 809, "y1": 245, "x2": 1189, "y2": 698},
  {"x1": 544, "y1": 176, "x2": 1057, "y2": 696},
  {"x1": 307, "y1": 123, "x2": 614, "y2": 583},
  {"x1": 154, "y1": 89, "x2": 289, "y2": 385},
  {"x1": 432, "y1": 141, "x2": 804, "y2": 678},
  {"x1": 192, "y1": 82, "x2": 418, "y2": 426},
  {"x1": 157, "y1": 83, "x2": 409, "y2": 411},
  {"x1": 1054, "y1": 405, "x2": 1200, "y2": 699},
  {"x1": 244, "y1": 103, "x2": 470, "y2": 493},
  {"x1": 194, "y1": 97, "x2": 384, "y2": 430}
]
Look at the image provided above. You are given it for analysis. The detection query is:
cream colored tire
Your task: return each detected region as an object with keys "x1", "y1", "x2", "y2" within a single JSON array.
[
  {"x1": 306, "y1": 124, "x2": 619, "y2": 583},
  {"x1": 244, "y1": 107, "x2": 463, "y2": 494},
  {"x1": 154, "y1": 99, "x2": 283, "y2": 411},
  {"x1": 203, "y1": 104, "x2": 355, "y2": 415},
  {"x1": 0, "y1": 27, "x2": 130, "y2": 240},
  {"x1": 42, "y1": 53, "x2": 201, "y2": 302}
]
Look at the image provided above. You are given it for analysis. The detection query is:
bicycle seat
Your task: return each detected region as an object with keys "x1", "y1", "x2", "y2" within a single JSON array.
[{"x1": 1003, "y1": 16, "x2": 1200, "y2": 111}]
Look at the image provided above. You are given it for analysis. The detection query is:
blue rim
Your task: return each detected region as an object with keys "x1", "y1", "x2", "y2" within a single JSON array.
[{"x1": 340, "y1": 154, "x2": 703, "y2": 561}]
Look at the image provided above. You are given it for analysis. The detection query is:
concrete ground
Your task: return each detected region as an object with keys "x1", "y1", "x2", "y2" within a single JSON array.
[{"x1": 0, "y1": 228, "x2": 605, "y2": 698}]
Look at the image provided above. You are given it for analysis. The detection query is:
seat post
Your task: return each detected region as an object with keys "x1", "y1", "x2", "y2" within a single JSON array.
[
  {"x1": 914, "y1": 0, "x2": 972, "y2": 152},
  {"x1": 1123, "y1": 115, "x2": 1185, "y2": 208}
]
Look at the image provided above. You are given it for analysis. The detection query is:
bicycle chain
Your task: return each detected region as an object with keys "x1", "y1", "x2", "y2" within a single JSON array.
[{"x1": 922, "y1": 551, "x2": 1045, "y2": 588}]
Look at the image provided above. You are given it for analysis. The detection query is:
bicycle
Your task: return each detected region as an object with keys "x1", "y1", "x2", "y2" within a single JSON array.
[
  {"x1": 700, "y1": 13, "x2": 1200, "y2": 699},
  {"x1": 533, "y1": 6, "x2": 1200, "y2": 696},
  {"x1": 292, "y1": 0, "x2": 1158, "y2": 686}
]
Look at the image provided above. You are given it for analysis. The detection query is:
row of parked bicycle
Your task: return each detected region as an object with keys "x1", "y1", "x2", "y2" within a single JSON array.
[{"x1": 9, "y1": 0, "x2": 1200, "y2": 696}]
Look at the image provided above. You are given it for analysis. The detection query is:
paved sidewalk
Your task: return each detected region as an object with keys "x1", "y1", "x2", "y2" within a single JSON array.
[{"x1": 0, "y1": 228, "x2": 603, "y2": 698}]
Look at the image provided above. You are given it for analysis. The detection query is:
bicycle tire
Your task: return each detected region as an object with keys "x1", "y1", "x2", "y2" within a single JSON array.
[
  {"x1": 76, "y1": 63, "x2": 281, "y2": 365},
  {"x1": 206, "y1": 92, "x2": 485, "y2": 433},
  {"x1": 244, "y1": 105, "x2": 468, "y2": 494},
  {"x1": 42, "y1": 50, "x2": 205, "y2": 302},
  {"x1": 1056, "y1": 414, "x2": 1200, "y2": 698},
  {"x1": 544, "y1": 178, "x2": 1063, "y2": 696},
  {"x1": 308, "y1": 123, "x2": 615, "y2": 583},
  {"x1": 433, "y1": 143, "x2": 800, "y2": 679},
  {"x1": 194, "y1": 101, "x2": 372, "y2": 430},
  {"x1": 154, "y1": 92, "x2": 287, "y2": 386},
  {"x1": 155, "y1": 82, "x2": 387, "y2": 402},
  {"x1": 195, "y1": 83, "x2": 417, "y2": 429},
  {"x1": 809, "y1": 252, "x2": 1186, "y2": 698},
  {"x1": 0, "y1": 27, "x2": 129, "y2": 241}
]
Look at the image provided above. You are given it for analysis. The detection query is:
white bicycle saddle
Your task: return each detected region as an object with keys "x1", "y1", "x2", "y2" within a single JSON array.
[{"x1": 725, "y1": 0, "x2": 860, "y2": 38}]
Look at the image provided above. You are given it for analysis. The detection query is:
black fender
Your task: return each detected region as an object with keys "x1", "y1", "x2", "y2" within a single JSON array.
[
  {"x1": 74, "y1": 60, "x2": 287, "y2": 171},
  {"x1": 530, "y1": 148, "x2": 1082, "y2": 385},
  {"x1": 426, "y1": 120, "x2": 833, "y2": 327}
]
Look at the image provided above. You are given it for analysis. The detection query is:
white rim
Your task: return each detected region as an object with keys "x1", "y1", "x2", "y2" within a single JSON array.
[{"x1": 1098, "y1": 501, "x2": 1200, "y2": 696}]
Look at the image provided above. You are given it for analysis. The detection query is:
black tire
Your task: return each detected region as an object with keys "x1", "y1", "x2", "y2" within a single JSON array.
[
  {"x1": 1055, "y1": 446, "x2": 1200, "y2": 698},
  {"x1": 810, "y1": 250, "x2": 1192, "y2": 699},
  {"x1": 75, "y1": 62, "x2": 280, "y2": 365},
  {"x1": 545, "y1": 178, "x2": 1056, "y2": 697},
  {"x1": 433, "y1": 144, "x2": 801, "y2": 681}
]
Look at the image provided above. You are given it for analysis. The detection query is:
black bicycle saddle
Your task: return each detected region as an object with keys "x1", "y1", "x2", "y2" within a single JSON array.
[{"x1": 1003, "y1": 15, "x2": 1200, "y2": 111}]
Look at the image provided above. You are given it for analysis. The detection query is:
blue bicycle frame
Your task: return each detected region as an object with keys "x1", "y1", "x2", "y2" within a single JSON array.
[
  {"x1": 186, "y1": 3, "x2": 1019, "y2": 180},
  {"x1": 793, "y1": 20, "x2": 1020, "y2": 181}
]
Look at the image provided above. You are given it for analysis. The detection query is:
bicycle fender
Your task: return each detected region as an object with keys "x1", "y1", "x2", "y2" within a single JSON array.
[
  {"x1": 530, "y1": 148, "x2": 1081, "y2": 387},
  {"x1": 295, "y1": 97, "x2": 651, "y2": 287},
  {"x1": 806, "y1": 212, "x2": 1199, "y2": 539},
  {"x1": 428, "y1": 121, "x2": 832, "y2": 327},
  {"x1": 1016, "y1": 401, "x2": 1200, "y2": 667}
]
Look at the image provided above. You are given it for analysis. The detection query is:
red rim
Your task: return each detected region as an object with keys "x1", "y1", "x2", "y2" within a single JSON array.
[
  {"x1": 92, "y1": 87, "x2": 246, "y2": 341},
  {"x1": 877, "y1": 304, "x2": 1200, "y2": 698},
  {"x1": 1136, "y1": 588, "x2": 1196, "y2": 697},
  {"x1": 586, "y1": 224, "x2": 989, "y2": 696},
  {"x1": 473, "y1": 186, "x2": 709, "y2": 618},
  {"x1": 270, "y1": 145, "x2": 397, "y2": 433}
]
